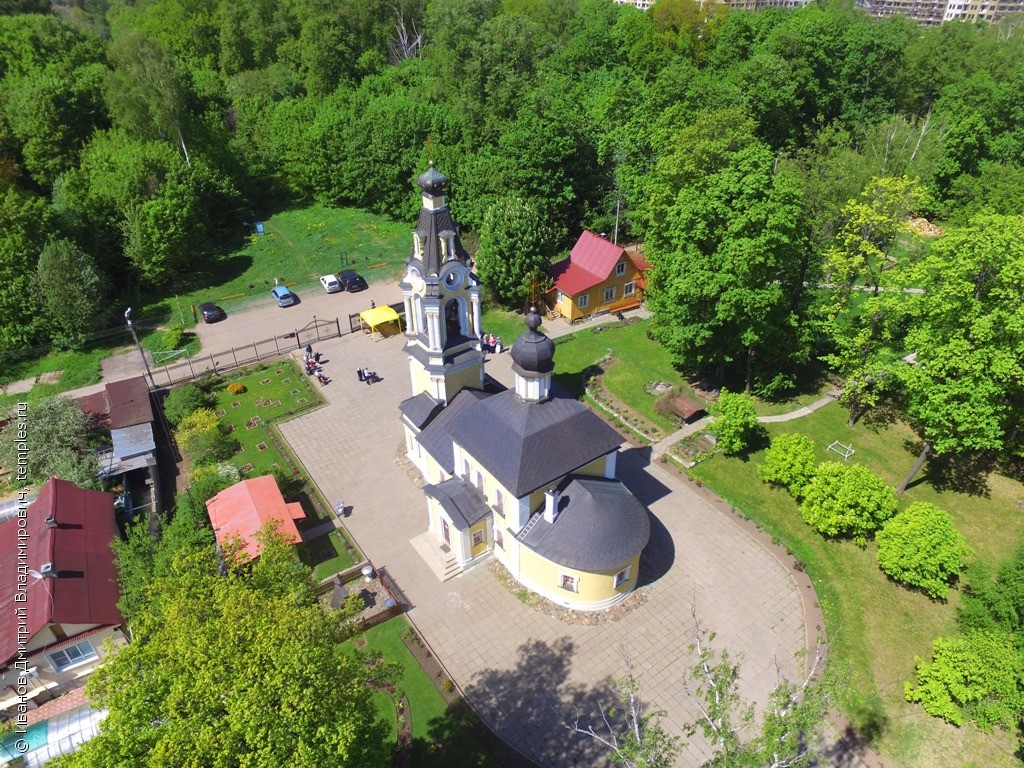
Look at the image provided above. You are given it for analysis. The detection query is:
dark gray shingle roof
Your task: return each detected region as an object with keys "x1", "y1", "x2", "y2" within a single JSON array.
[
  {"x1": 416, "y1": 389, "x2": 491, "y2": 472},
  {"x1": 518, "y1": 477, "x2": 650, "y2": 571},
  {"x1": 446, "y1": 390, "x2": 623, "y2": 498},
  {"x1": 424, "y1": 477, "x2": 490, "y2": 530},
  {"x1": 399, "y1": 392, "x2": 444, "y2": 431}
]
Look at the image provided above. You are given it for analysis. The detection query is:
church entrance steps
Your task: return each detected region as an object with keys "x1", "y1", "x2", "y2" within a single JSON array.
[{"x1": 410, "y1": 531, "x2": 462, "y2": 582}]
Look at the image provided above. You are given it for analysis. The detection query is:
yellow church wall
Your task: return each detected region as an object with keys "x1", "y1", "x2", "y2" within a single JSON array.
[
  {"x1": 517, "y1": 548, "x2": 642, "y2": 609},
  {"x1": 408, "y1": 359, "x2": 433, "y2": 395},
  {"x1": 443, "y1": 364, "x2": 483, "y2": 402}
]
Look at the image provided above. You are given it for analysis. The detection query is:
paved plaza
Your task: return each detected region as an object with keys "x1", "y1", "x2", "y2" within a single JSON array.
[{"x1": 278, "y1": 326, "x2": 813, "y2": 767}]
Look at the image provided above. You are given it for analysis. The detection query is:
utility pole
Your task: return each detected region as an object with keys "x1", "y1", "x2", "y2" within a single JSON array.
[
  {"x1": 613, "y1": 197, "x2": 621, "y2": 246},
  {"x1": 125, "y1": 308, "x2": 157, "y2": 390}
]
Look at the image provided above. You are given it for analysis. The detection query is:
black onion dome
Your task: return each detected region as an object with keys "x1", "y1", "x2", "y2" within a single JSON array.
[
  {"x1": 510, "y1": 309, "x2": 555, "y2": 375},
  {"x1": 417, "y1": 163, "x2": 448, "y2": 196}
]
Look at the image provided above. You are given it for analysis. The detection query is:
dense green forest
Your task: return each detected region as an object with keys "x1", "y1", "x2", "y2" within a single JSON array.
[{"x1": 1, "y1": 0, "x2": 1022, "y2": 355}]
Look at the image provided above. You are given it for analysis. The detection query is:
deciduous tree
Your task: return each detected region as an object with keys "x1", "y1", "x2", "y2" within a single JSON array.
[
  {"x1": 905, "y1": 631, "x2": 1024, "y2": 731},
  {"x1": 708, "y1": 389, "x2": 762, "y2": 457},
  {"x1": 476, "y1": 196, "x2": 561, "y2": 306},
  {"x1": 876, "y1": 501, "x2": 970, "y2": 599},
  {"x1": 36, "y1": 237, "x2": 106, "y2": 348},
  {"x1": 640, "y1": 109, "x2": 810, "y2": 395},
  {"x1": 60, "y1": 532, "x2": 391, "y2": 768},
  {"x1": 894, "y1": 214, "x2": 1024, "y2": 493},
  {"x1": 800, "y1": 462, "x2": 897, "y2": 544},
  {"x1": 0, "y1": 396, "x2": 100, "y2": 488},
  {"x1": 757, "y1": 433, "x2": 816, "y2": 498}
]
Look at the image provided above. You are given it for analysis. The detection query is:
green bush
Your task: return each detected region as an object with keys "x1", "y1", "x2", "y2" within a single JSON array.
[
  {"x1": 163, "y1": 383, "x2": 215, "y2": 425},
  {"x1": 800, "y1": 462, "x2": 898, "y2": 544},
  {"x1": 905, "y1": 631, "x2": 1024, "y2": 731},
  {"x1": 175, "y1": 408, "x2": 237, "y2": 467},
  {"x1": 162, "y1": 324, "x2": 185, "y2": 350},
  {"x1": 708, "y1": 389, "x2": 762, "y2": 456},
  {"x1": 877, "y1": 502, "x2": 970, "y2": 599},
  {"x1": 757, "y1": 434, "x2": 817, "y2": 497}
]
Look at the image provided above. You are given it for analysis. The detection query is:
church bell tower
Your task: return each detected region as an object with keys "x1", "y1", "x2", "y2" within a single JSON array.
[{"x1": 399, "y1": 164, "x2": 484, "y2": 405}]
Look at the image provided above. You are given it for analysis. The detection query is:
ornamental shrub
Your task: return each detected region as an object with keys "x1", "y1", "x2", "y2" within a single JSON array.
[
  {"x1": 799, "y1": 462, "x2": 897, "y2": 544},
  {"x1": 162, "y1": 324, "x2": 185, "y2": 350},
  {"x1": 757, "y1": 434, "x2": 816, "y2": 498},
  {"x1": 163, "y1": 382, "x2": 215, "y2": 425},
  {"x1": 905, "y1": 631, "x2": 1024, "y2": 731},
  {"x1": 227, "y1": 382, "x2": 246, "y2": 395},
  {"x1": 175, "y1": 408, "x2": 238, "y2": 467},
  {"x1": 708, "y1": 389, "x2": 762, "y2": 456},
  {"x1": 877, "y1": 502, "x2": 970, "y2": 599}
]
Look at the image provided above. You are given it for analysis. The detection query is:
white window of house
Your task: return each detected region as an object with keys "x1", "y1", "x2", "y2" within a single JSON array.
[
  {"x1": 472, "y1": 529, "x2": 485, "y2": 547},
  {"x1": 559, "y1": 573, "x2": 579, "y2": 592},
  {"x1": 577, "y1": 294, "x2": 590, "y2": 309},
  {"x1": 495, "y1": 528, "x2": 504, "y2": 549},
  {"x1": 624, "y1": 281, "x2": 636, "y2": 297},
  {"x1": 603, "y1": 286, "x2": 616, "y2": 303},
  {"x1": 614, "y1": 566, "x2": 631, "y2": 588},
  {"x1": 556, "y1": 290, "x2": 564, "y2": 304},
  {"x1": 476, "y1": 471, "x2": 484, "y2": 492},
  {"x1": 615, "y1": 262, "x2": 626, "y2": 276},
  {"x1": 494, "y1": 488, "x2": 505, "y2": 517},
  {"x1": 47, "y1": 640, "x2": 98, "y2": 672},
  {"x1": 463, "y1": 459, "x2": 471, "y2": 479}
]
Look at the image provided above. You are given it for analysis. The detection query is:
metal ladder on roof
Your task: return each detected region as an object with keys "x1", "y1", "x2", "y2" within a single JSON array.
[{"x1": 516, "y1": 511, "x2": 543, "y2": 541}]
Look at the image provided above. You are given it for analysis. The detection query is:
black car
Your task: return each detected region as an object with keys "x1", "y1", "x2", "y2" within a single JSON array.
[
  {"x1": 199, "y1": 301, "x2": 225, "y2": 323},
  {"x1": 338, "y1": 269, "x2": 368, "y2": 292}
]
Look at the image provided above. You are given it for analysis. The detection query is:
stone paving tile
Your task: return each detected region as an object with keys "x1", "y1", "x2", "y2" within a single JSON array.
[{"x1": 277, "y1": 330, "x2": 807, "y2": 767}]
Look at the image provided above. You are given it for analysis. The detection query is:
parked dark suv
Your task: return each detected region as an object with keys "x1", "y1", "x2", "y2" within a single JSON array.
[{"x1": 338, "y1": 269, "x2": 368, "y2": 292}]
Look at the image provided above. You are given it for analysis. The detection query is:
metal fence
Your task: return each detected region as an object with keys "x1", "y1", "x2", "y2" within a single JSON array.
[{"x1": 152, "y1": 317, "x2": 342, "y2": 387}]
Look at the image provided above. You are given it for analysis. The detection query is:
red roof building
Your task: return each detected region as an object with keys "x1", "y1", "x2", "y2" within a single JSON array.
[
  {"x1": 0, "y1": 477, "x2": 125, "y2": 715},
  {"x1": 548, "y1": 231, "x2": 649, "y2": 322},
  {"x1": 205, "y1": 476, "x2": 306, "y2": 560}
]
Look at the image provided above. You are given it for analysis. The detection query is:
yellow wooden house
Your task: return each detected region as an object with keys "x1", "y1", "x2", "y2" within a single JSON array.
[
  {"x1": 548, "y1": 230, "x2": 650, "y2": 322},
  {"x1": 396, "y1": 165, "x2": 650, "y2": 610}
]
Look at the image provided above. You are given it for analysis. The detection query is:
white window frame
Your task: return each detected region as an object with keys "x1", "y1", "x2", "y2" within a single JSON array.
[
  {"x1": 472, "y1": 529, "x2": 485, "y2": 547},
  {"x1": 603, "y1": 286, "x2": 616, "y2": 303},
  {"x1": 577, "y1": 294, "x2": 589, "y2": 309},
  {"x1": 615, "y1": 262, "x2": 626, "y2": 276},
  {"x1": 559, "y1": 573, "x2": 579, "y2": 592},
  {"x1": 47, "y1": 640, "x2": 98, "y2": 672},
  {"x1": 476, "y1": 471, "x2": 484, "y2": 492},
  {"x1": 494, "y1": 528, "x2": 504, "y2": 550},
  {"x1": 614, "y1": 566, "x2": 631, "y2": 589},
  {"x1": 623, "y1": 281, "x2": 636, "y2": 297},
  {"x1": 555, "y1": 290, "x2": 564, "y2": 304},
  {"x1": 494, "y1": 488, "x2": 504, "y2": 517}
]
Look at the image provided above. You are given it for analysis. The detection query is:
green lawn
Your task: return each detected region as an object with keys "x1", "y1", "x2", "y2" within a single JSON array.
[
  {"x1": 480, "y1": 306, "x2": 532, "y2": 348},
  {"x1": 139, "y1": 204, "x2": 410, "y2": 326},
  {"x1": 299, "y1": 530, "x2": 357, "y2": 579},
  {"x1": 689, "y1": 402, "x2": 1022, "y2": 768},
  {"x1": 551, "y1": 320, "x2": 707, "y2": 434},
  {"x1": 346, "y1": 617, "x2": 497, "y2": 767},
  {"x1": 214, "y1": 361, "x2": 324, "y2": 478}
]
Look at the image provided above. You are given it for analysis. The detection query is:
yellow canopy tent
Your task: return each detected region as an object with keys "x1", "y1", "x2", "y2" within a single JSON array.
[{"x1": 358, "y1": 305, "x2": 402, "y2": 338}]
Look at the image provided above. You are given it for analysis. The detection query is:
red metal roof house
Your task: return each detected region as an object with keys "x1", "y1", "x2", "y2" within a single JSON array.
[
  {"x1": 205, "y1": 476, "x2": 306, "y2": 561},
  {"x1": 548, "y1": 231, "x2": 650, "y2": 322},
  {"x1": 0, "y1": 477, "x2": 126, "y2": 718}
]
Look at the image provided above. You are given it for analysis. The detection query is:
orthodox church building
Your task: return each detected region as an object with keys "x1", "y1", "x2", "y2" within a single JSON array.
[{"x1": 398, "y1": 165, "x2": 650, "y2": 610}]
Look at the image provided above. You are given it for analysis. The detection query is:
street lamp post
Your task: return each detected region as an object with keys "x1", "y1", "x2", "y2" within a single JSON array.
[{"x1": 125, "y1": 308, "x2": 157, "y2": 390}]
